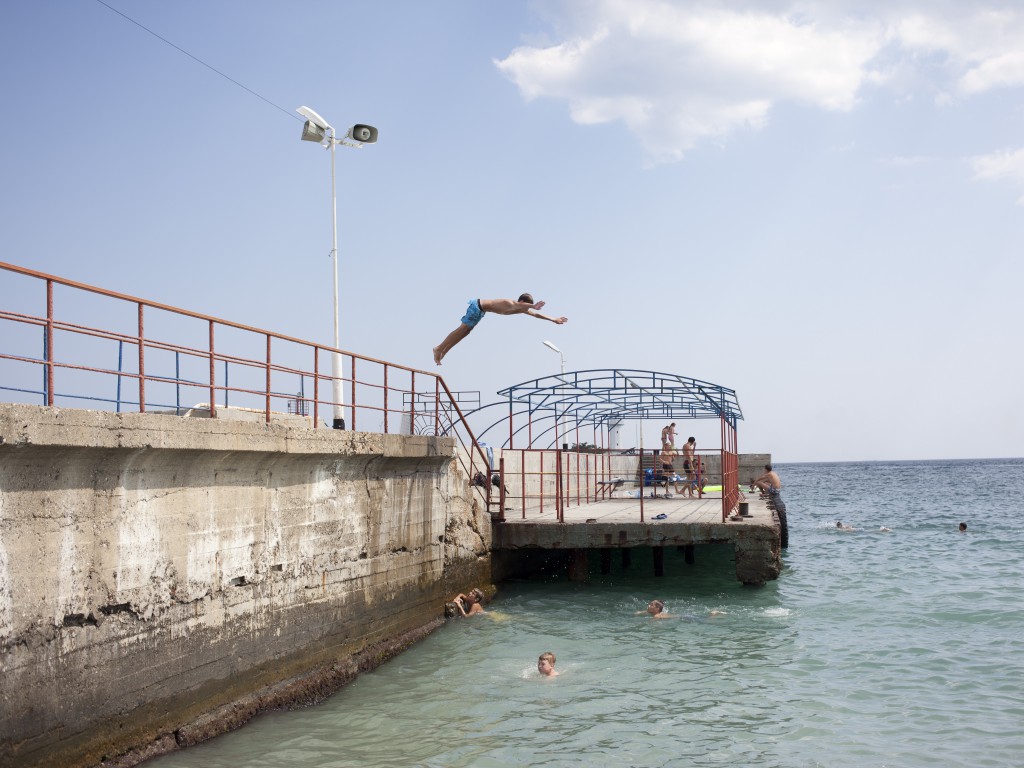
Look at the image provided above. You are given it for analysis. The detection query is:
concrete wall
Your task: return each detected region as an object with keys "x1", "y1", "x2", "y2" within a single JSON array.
[{"x1": 0, "y1": 403, "x2": 490, "y2": 768}]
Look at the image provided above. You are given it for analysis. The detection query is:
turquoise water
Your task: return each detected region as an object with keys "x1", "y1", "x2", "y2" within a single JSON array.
[{"x1": 149, "y1": 459, "x2": 1024, "y2": 768}]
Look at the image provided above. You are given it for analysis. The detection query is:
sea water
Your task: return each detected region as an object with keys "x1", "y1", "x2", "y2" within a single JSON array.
[{"x1": 149, "y1": 459, "x2": 1024, "y2": 768}]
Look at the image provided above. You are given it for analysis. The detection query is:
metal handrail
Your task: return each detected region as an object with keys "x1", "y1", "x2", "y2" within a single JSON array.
[{"x1": 0, "y1": 261, "x2": 491, "y2": 510}]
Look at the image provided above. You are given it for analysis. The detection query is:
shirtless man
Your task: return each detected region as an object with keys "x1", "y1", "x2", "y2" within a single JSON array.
[
  {"x1": 661, "y1": 446, "x2": 687, "y2": 495},
  {"x1": 433, "y1": 294, "x2": 567, "y2": 365},
  {"x1": 752, "y1": 464, "x2": 782, "y2": 495},
  {"x1": 681, "y1": 437, "x2": 697, "y2": 497},
  {"x1": 661, "y1": 422, "x2": 676, "y2": 450}
]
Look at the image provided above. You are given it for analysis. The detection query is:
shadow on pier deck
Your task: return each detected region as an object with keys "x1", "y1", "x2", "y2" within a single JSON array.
[{"x1": 492, "y1": 493, "x2": 782, "y2": 586}]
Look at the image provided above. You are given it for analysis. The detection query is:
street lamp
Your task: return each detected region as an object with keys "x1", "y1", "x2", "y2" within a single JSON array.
[
  {"x1": 296, "y1": 105, "x2": 378, "y2": 429},
  {"x1": 542, "y1": 340, "x2": 566, "y2": 449},
  {"x1": 542, "y1": 340, "x2": 565, "y2": 374}
]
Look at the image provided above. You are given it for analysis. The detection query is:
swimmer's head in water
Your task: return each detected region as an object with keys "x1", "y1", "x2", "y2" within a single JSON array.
[
  {"x1": 647, "y1": 600, "x2": 665, "y2": 615},
  {"x1": 538, "y1": 651, "x2": 557, "y2": 676}
]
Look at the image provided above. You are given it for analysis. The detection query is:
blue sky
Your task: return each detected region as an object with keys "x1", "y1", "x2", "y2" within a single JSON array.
[{"x1": 1, "y1": 0, "x2": 1021, "y2": 462}]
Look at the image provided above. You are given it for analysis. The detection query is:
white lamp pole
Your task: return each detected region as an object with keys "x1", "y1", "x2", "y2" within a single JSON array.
[
  {"x1": 542, "y1": 340, "x2": 566, "y2": 449},
  {"x1": 297, "y1": 106, "x2": 378, "y2": 429},
  {"x1": 542, "y1": 340, "x2": 565, "y2": 374}
]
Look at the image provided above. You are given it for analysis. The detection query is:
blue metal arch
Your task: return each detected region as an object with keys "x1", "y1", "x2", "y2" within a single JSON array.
[{"x1": 496, "y1": 368, "x2": 742, "y2": 432}]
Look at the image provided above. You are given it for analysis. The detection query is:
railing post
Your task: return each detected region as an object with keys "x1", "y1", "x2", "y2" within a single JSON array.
[
  {"x1": 556, "y1": 449, "x2": 564, "y2": 523},
  {"x1": 539, "y1": 451, "x2": 545, "y2": 518},
  {"x1": 349, "y1": 355, "x2": 356, "y2": 431},
  {"x1": 265, "y1": 334, "x2": 272, "y2": 424},
  {"x1": 137, "y1": 303, "x2": 145, "y2": 412},
  {"x1": 408, "y1": 370, "x2": 416, "y2": 436},
  {"x1": 116, "y1": 340, "x2": 123, "y2": 413},
  {"x1": 520, "y1": 450, "x2": 526, "y2": 520},
  {"x1": 312, "y1": 346, "x2": 319, "y2": 428},
  {"x1": 639, "y1": 448, "x2": 645, "y2": 523},
  {"x1": 436, "y1": 380, "x2": 444, "y2": 438},
  {"x1": 497, "y1": 456, "x2": 506, "y2": 523},
  {"x1": 208, "y1": 321, "x2": 217, "y2": 418},
  {"x1": 383, "y1": 364, "x2": 389, "y2": 433},
  {"x1": 44, "y1": 279, "x2": 54, "y2": 406}
]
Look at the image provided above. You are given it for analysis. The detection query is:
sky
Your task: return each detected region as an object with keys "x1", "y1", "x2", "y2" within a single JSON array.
[{"x1": 1, "y1": 0, "x2": 1022, "y2": 462}]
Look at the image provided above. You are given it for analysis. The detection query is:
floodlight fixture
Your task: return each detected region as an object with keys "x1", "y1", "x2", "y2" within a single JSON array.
[{"x1": 300, "y1": 120, "x2": 327, "y2": 143}]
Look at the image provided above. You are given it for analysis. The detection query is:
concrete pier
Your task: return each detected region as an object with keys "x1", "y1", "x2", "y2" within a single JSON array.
[
  {"x1": 0, "y1": 403, "x2": 490, "y2": 768},
  {"x1": 492, "y1": 493, "x2": 782, "y2": 585}
]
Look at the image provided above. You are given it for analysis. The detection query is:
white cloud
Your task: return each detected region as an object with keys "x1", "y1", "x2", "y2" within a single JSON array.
[
  {"x1": 960, "y1": 51, "x2": 1024, "y2": 93},
  {"x1": 496, "y1": 1, "x2": 1024, "y2": 161},
  {"x1": 971, "y1": 147, "x2": 1024, "y2": 204}
]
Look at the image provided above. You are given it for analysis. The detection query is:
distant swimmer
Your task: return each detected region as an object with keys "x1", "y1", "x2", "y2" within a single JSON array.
[
  {"x1": 433, "y1": 294, "x2": 567, "y2": 365},
  {"x1": 637, "y1": 599, "x2": 672, "y2": 619},
  {"x1": 537, "y1": 651, "x2": 560, "y2": 677},
  {"x1": 836, "y1": 521, "x2": 858, "y2": 531},
  {"x1": 959, "y1": 522, "x2": 968, "y2": 533},
  {"x1": 879, "y1": 526, "x2": 892, "y2": 533}
]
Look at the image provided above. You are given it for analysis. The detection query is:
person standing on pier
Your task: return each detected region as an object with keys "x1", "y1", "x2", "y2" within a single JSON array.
[
  {"x1": 682, "y1": 437, "x2": 697, "y2": 497},
  {"x1": 661, "y1": 423, "x2": 676, "y2": 449},
  {"x1": 432, "y1": 294, "x2": 568, "y2": 365}
]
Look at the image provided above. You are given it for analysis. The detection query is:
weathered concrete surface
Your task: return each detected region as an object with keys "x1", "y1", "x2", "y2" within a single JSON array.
[
  {"x1": 491, "y1": 516, "x2": 781, "y2": 586},
  {"x1": 0, "y1": 403, "x2": 490, "y2": 768}
]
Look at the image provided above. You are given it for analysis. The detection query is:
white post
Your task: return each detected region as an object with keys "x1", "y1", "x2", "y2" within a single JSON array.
[{"x1": 330, "y1": 133, "x2": 345, "y2": 429}]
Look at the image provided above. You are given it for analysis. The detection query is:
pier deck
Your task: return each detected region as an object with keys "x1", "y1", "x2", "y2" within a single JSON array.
[{"x1": 492, "y1": 493, "x2": 782, "y2": 585}]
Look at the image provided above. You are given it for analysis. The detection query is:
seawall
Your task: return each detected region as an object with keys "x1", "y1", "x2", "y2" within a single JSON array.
[{"x1": 0, "y1": 403, "x2": 490, "y2": 768}]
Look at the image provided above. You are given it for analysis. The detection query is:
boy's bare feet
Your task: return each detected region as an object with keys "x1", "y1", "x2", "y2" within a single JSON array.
[{"x1": 433, "y1": 346, "x2": 443, "y2": 365}]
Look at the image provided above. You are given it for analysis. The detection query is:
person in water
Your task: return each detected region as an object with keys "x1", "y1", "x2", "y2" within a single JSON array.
[
  {"x1": 433, "y1": 294, "x2": 568, "y2": 365},
  {"x1": 638, "y1": 599, "x2": 671, "y2": 619},
  {"x1": 959, "y1": 522, "x2": 968, "y2": 533},
  {"x1": 836, "y1": 521, "x2": 858, "y2": 531},
  {"x1": 452, "y1": 588, "x2": 486, "y2": 616},
  {"x1": 537, "y1": 651, "x2": 560, "y2": 677}
]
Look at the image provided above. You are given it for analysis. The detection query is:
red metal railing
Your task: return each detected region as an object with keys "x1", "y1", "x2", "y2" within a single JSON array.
[
  {"x1": 0, "y1": 261, "x2": 490, "y2": 507},
  {"x1": 493, "y1": 447, "x2": 734, "y2": 522}
]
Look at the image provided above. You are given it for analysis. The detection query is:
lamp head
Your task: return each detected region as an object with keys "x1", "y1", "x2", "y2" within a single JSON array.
[
  {"x1": 543, "y1": 341, "x2": 561, "y2": 354},
  {"x1": 296, "y1": 106, "x2": 333, "y2": 132},
  {"x1": 300, "y1": 120, "x2": 327, "y2": 143}
]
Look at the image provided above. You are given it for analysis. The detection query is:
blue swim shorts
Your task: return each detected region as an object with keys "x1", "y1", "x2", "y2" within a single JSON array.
[{"x1": 460, "y1": 299, "x2": 485, "y2": 328}]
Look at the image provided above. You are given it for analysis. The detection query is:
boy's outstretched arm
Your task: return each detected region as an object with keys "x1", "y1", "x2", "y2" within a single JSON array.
[{"x1": 527, "y1": 309, "x2": 568, "y2": 324}]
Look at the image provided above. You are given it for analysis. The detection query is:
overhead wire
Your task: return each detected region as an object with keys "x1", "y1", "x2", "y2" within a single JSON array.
[{"x1": 93, "y1": 0, "x2": 301, "y2": 122}]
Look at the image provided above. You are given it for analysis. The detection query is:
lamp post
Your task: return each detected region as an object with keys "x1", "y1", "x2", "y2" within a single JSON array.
[
  {"x1": 296, "y1": 105, "x2": 378, "y2": 430},
  {"x1": 542, "y1": 340, "x2": 565, "y2": 375},
  {"x1": 543, "y1": 340, "x2": 566, "y2": 449}
]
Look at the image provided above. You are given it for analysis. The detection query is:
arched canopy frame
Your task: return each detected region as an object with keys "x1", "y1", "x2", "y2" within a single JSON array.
[{"x1": 494, "y1": 368, "x2": 742, "y2": 450}]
